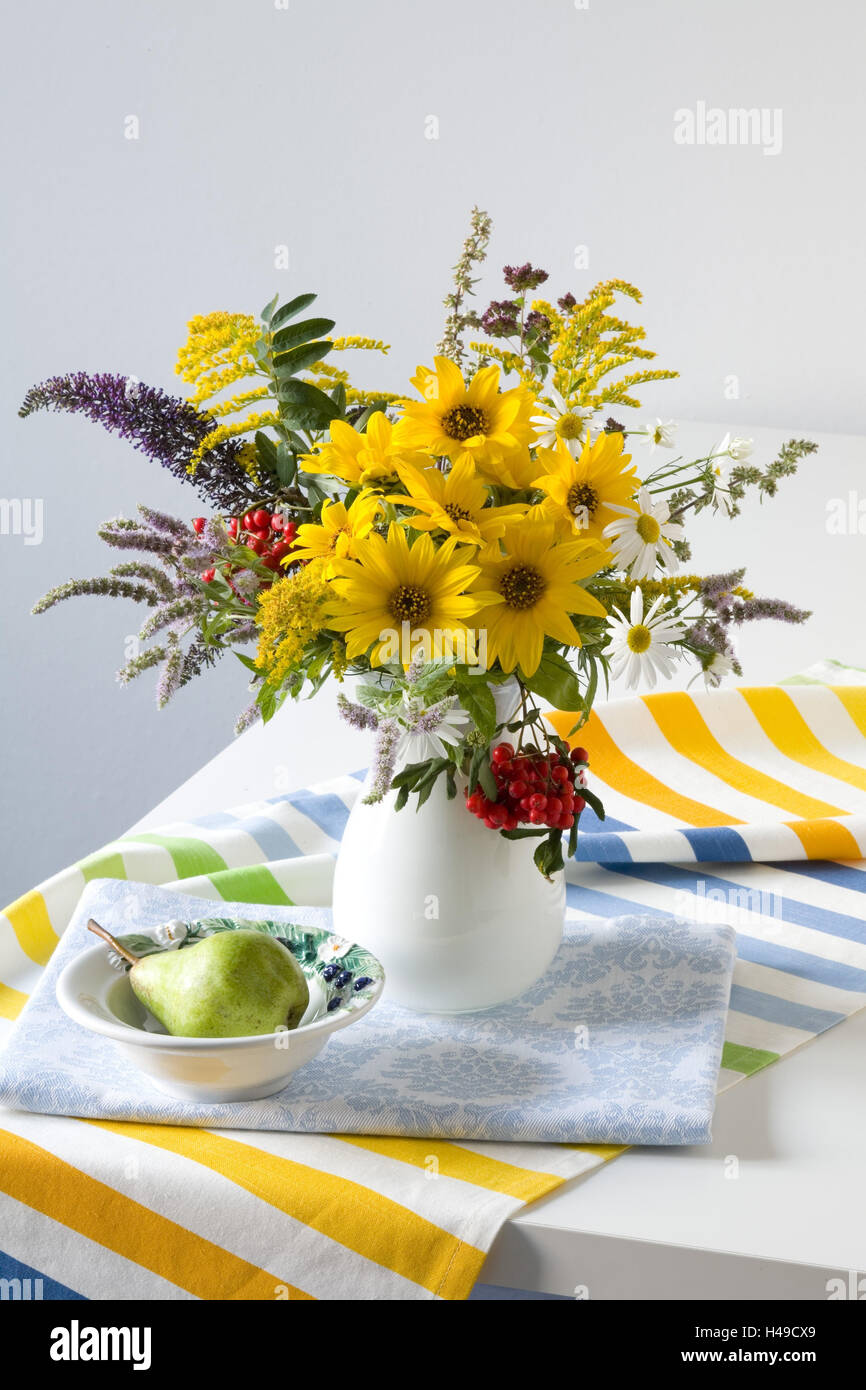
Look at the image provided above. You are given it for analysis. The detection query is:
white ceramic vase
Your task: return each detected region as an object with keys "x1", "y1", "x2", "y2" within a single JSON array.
[{"x1": 331, "y1": 774, "x2": 566, "y2": 1014}]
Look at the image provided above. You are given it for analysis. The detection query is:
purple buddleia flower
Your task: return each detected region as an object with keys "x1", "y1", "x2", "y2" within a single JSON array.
[{"x1": 18, "y1": 372, "x2": 258, "y2": 509}]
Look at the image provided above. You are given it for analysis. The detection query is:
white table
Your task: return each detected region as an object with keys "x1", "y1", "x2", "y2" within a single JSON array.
[{"x1": 129, "y1": 420, "x2": 866, "y2": 1299}]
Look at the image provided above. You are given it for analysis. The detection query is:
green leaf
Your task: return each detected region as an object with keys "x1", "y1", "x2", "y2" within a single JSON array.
[
  {"x1": 523, "y1": 651, "x2": 584, "y2": 711},
  {"x1": 273, "y1": 341, "x2": 333, "y2": 378},
  {"x1": 582, "y1": 654, "x2": 599, "y2": 712},
  {"x1": 330, "y1": 381, "x2": 347, "y2": 417},
  {"x1": 478, "y1": 757, "x2": 499, "y2": 801},
  {"x1": 533, "y1": 829, "x2": 565, "y2": 878},
  {"x1": 457, "y1": 680, "x2": 497, "y2": 740},
  {"x1": 256, "y1": 681, "x2": 278, "y2": 724},
  {"x1": 276, "y1": 378, "x2": 341, "y2": 428},
  {"x1": 578, "y1": 785, "x2": 605, "y2": 820},
  {"x1": 414, "y1": 760, "x2": 448, "y2": 810},
  {"x1": 302, "y1": 476, "x2": 331, "y2": 509},
  {"x1": 275, "y1": 443, "x2": 298, "y2": 487},
  {"x1": 445, "y1": 768, "x2": 457, "y2": 800},
  {"x1": 272, "y1": 318, "x2": 336, "y2": 353},
  {"x1": 468, "y1": 746, "x2": 484, "y2": 795},
  {"x1": 260, "y1": 294, "x2": 280, "y2": 324},
  {"x1": 500, "y1": 827, "x2": 549, "y2": 841},
  {"x1": 353, "y1": 403, "x2": 388, "y2": 432},
  {"x1": 271, "y1": 293, "x2": 317, "y2": 329},
  {"x1": 113, "y1": 933, "x2": 171, "y2": 961},
  {"x1": 567, "y1": 816, "x2": 579, "y2": 859},
  {"x1": 415, "y1": 779, "x2": 436, "y2": 810},
  {"x1": 394, "y1": 784, "x2": 410, "y2": 812},
  {"x1": 254, "y1": 430, "x2": 279, "y2": 478},
  {"x1": 390, "y1": 761, "x2": 428, "y2": 790}
]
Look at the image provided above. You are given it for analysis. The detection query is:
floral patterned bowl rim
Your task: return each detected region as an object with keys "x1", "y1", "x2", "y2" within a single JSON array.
[{"x1": 57, "y1": 916, "x2": 386, "y2": 1049}]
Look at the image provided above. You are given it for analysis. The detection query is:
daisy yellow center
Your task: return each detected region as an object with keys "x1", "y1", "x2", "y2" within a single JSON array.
[
  {"x1": 556, "y1": 413, "x2": 583, "y2": 441},
  {"x1": 444, "y1": 501, "x2": 473, "y2": 523},
  {"x1": 441, "y1": 404, "x2": 488, "y2": 441},
  {"x1": 626, "y1": 623, "x2": 652, "y2": 653},
  {"x1": 389, "y1": 583, "x2": 432, "y2": 624},
  {"x1": 636, "y1": 513, "x2": 661, "y2": 543},
  {"x1": 500, "y1": 563, "x2": 546, "y2": 610},
  {"x1": 566, "y1": 482, "x2": 598, "y2": 519}
]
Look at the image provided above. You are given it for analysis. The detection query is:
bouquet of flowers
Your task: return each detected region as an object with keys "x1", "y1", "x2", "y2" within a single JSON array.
[{"x1": 20, "y1": 208, "x2": 815, "y2": 875}]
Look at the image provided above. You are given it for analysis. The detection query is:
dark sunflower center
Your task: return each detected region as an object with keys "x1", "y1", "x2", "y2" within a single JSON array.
[
  {"x1": 566, "y1": 482, "x2": 599, "y2": 518},
  {"x1": 389, "y1": 584, "x2": 432, "y2": 624},
  {"x1": 444, "y1": 502, "x2": 473, "y2": 523},
  {"x1": 441, "y1": 404, "x2": 488, "y2": 441},
  {"x1": 500, "y1": 564, "x2": 546, "y2": 610}
]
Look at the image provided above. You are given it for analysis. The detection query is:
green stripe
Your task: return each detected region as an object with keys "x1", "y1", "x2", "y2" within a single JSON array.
[
  {"x1": 77, "y1": 849, "x2": 128, "y2": 883},
  {"x1": 122, "y1": 833, "x2": 227, "y2": 879},
  {"x1": 206, "y1": 864, "x2": 294, "y2": 906},
  {"x1": 721, "y1": 1040, "x2": 779, "y2": 1076}
]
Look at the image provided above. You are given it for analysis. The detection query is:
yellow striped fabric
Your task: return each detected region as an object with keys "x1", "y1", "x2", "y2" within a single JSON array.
[{"x1": 1, "y1": 681, "x2": 864, "y2": 1298}]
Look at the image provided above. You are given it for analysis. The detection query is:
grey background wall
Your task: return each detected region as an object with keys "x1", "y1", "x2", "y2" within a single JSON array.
[{"x1": 2, "y1": 0, "x2": 864, "y2": 903}]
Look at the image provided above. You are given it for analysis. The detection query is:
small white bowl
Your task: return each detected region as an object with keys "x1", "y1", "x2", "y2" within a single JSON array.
[{"x1": 56, "y1": 919, "x2": 385, "y2": 1103}]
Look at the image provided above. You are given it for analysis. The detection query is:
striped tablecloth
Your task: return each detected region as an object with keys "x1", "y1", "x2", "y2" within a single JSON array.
[{"x1": 1, "y1": 679, "x2": 864, "y2": 1299}]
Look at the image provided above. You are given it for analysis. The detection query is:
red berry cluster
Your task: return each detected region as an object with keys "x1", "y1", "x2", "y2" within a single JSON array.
[
  {"x1": 465, "y1": 743, "x2": 589, "y2": 832},
  {"x1": 195, "y1": 509, "x2": 298, "y2": 584}
]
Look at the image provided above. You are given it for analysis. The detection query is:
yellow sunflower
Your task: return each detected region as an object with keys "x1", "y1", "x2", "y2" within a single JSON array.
[
  {"x1": 289, "y1": 491, "x2": 382, "y2": 575},
  {"x1": 302, "y1": 411, "x2": 411, "y2": 489},
  {"x1": 474, "y1": 444, "x2": 540, "y2": 493},
  {"x1": 326, "y1": 523, "x2": 498, "y2": 667},
  {"x1": 470, "y1": 520, "x2": 610, "y2": 677},
  {"x1": 532, "y1": 431, "x2": 640, "y2": 540},
  {"x1": 393, "y1": 357, "x2": 537, "y2": 471},
  {"x1": 389, "y1": 453, "x2": 527, "y2": 549}
]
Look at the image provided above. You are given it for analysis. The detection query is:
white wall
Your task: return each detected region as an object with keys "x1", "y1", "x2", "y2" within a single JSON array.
[{"x1": 2, "y1": 0, "x2": 864, "y2": 901}]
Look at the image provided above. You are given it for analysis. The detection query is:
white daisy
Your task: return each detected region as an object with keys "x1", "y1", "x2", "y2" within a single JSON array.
[
  {"x1": 531, "y1": 388, "x2": 594, "y2": 456},
  {"x1": 604, "y1": 587, "x2": 685, "y2": 689},
  {"x1": 690, "y1": 650, "x2": 737, "y2": 689},
  {"x1": 712, "y1": 431, "x2": 754, "y2": 463},
  {"x1": 709, "y1": 433, "x2": 753, "y2": 515},
  {"x1": 396, "y1": 697, "x2": 469, "y2": 765},
  {"x1": 643, "y1": 418, "x2": 677, "y2": 452},
  {"x1": 603, "y1": 486, "x2": 683, "y2": 580}
]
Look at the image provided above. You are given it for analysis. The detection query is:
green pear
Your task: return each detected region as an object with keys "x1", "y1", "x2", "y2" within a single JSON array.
[{"x1": 88, "y1": 921, "x2": 309, "y2": 1038}]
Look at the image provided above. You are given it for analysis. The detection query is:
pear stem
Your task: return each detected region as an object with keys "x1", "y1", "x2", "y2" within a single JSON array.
[{"x1": 87, "y1": 919, "x2": 140, "y2": 966}]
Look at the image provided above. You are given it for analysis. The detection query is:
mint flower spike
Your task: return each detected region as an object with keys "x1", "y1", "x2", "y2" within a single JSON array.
[
  {"x1": 362, "y1": 718, "x2": 401, "y2": 804},
  {"x1": 336, "y1": 691, "x2": 379, "y2": 731}
]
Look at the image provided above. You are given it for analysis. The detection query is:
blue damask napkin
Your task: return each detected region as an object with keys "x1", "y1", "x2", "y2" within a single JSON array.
[{"x1": 0, "y1": 879, "x2": 736, "y2": 1144}]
